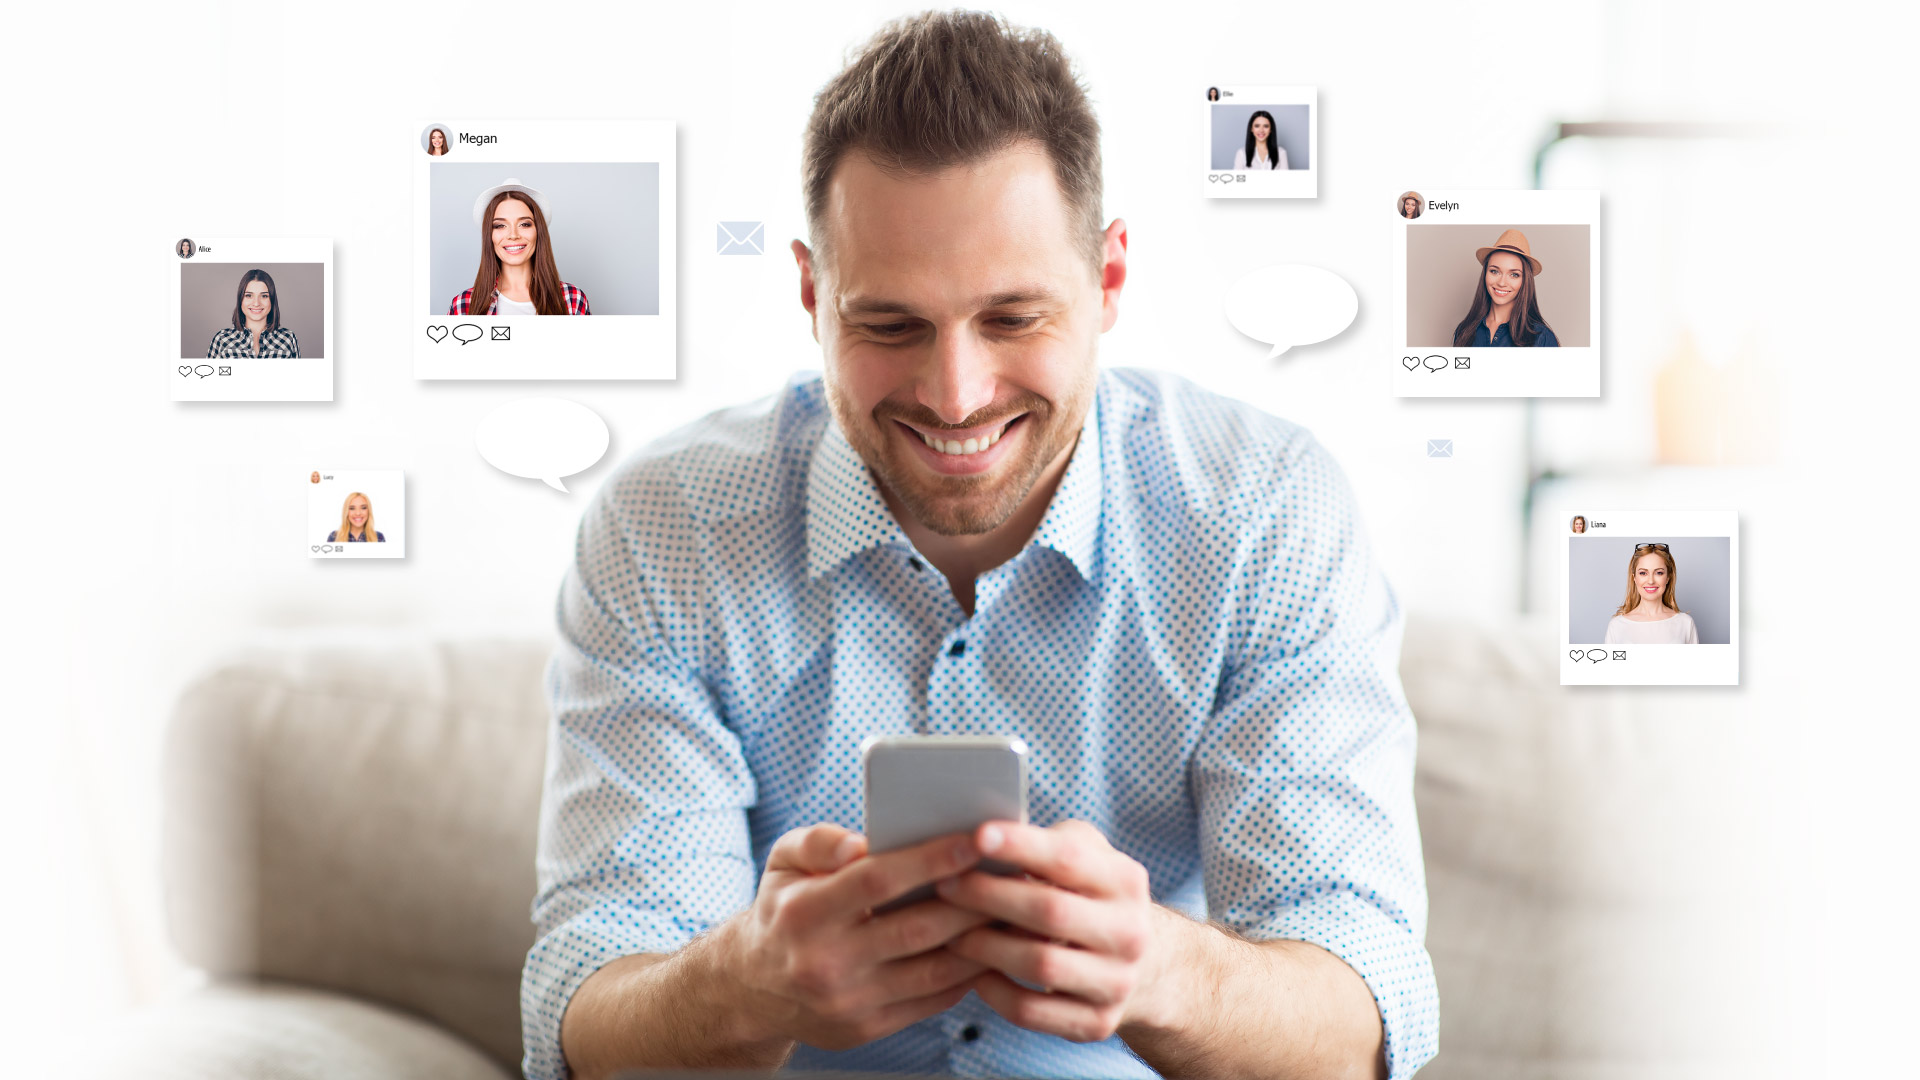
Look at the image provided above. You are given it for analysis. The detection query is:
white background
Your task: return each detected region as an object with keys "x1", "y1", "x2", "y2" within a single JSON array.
[{"x1": 1, "y1": 1, "x2": 1912, "y2": 1076}]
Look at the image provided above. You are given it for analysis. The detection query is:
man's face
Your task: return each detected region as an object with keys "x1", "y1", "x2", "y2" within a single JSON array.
[{"x1": 802, "y1": 144, "x2": 1116, "y2": 537}]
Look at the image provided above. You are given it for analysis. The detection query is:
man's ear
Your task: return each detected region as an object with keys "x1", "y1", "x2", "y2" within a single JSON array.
[
  {"x1": 1098, "y1": 218, "x2": 1128, "y2": 334},
  {"x1": 792, "y1": 239, "x2": 820, "y2": 342}
]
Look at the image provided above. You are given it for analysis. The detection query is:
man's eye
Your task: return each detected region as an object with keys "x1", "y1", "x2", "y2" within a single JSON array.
[
  {"x1": 993, "y1": 316, "x2": 1039, "y2": 330},
  {"x1": 867, "y1": 322, "x2": 911, "y2": 335}
]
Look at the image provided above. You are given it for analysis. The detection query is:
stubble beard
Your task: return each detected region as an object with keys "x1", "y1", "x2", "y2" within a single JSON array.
[{"x1": 827, "y1": 363, "x2": 1096, "y2": 538}]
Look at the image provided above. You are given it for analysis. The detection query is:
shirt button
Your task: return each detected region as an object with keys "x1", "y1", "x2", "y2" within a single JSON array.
[
  {"x1": 908, "y1": 557, "x2": 924, "y2": 572},
  {"x1": 948, "y1": 640, "x2": 966, "y2": 657},
  {"x1": 960, "y1": 1024, "x2": 981, "y2": 1042}
]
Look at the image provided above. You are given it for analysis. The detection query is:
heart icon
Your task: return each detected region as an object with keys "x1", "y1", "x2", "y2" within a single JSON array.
[
  {"x1": 178, "y1": 366, "x2": 192, "y2": 377},
  {"x1": 1401, "y1": 356, "x2": 1419, "y2": 371},
  {"x1": 1568, "y1": 649, "x2": 1583, "y2": 661},
  {"x1": 426, "y1": 325, "x2": 449, "y2": 343},
  {"x1": 311, "y1": 545, "x2": 320, "y2": 552}
]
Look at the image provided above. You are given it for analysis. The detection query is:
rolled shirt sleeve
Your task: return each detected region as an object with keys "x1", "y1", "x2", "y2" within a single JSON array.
[
  {"x1": 520, "y1": 464, "x2": 759, "y2": 1080},
  {"x1": 1192, "y1": 437, "x2": 1439, "y2": 1078}
]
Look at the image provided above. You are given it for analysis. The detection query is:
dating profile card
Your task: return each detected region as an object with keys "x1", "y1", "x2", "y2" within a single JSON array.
[
  {"x1": 1201, "y1": 85, "x2": 1317, "y2": 199},
  {"x1": 307, "y1": 469, "x2": 405, "y2": 559},
  {"x1": 171, "y1": 237, "x2": 333, "y2": 402},
  {"x1": 412, "y1": 119, "x2": 677, "y2": 380},
  {"x1": 1559, "y1": 510, "x2": 1738, "y2": 686},
  {"x1": 1393, "y1": 189, "x2": 1600, "y2": 398}
]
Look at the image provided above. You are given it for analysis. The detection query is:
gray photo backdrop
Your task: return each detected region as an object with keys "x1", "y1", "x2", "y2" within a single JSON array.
[
  {"x1": 429, "y1": 162, "x2": 660, "y2": 316},
  {"x1": 179, "y1": 262, "x2": 325, "y2": 359},
  {"x1": 1569, "y1": 536, "x2": 1732, "y2": 644},
  {"x1": 1209, "y1": 103, "x2": 1310, "y2": 170},
  {"x1": 1406, "y1": 223, "x2": 1591, "y2": 347}
]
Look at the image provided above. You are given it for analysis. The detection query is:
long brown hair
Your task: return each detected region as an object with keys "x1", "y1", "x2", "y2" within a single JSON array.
[
  {"x1": 470, "y1": 190, "x2": 566, "y2": 315},
  {"x1": 1452, "y1": 249, "x2": 1553, "y2": 347},
  {"x1": 1614, "y1": 545, "x2": 1680, "y2": 616},
  {"x1": 230, "y1": 269, "x2": 279, "y2": 331}
]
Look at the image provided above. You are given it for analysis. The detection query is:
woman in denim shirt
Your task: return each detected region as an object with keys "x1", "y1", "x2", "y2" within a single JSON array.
[{"x1": 1452, "y1": 228, "x2": 1559, "y2": 347}]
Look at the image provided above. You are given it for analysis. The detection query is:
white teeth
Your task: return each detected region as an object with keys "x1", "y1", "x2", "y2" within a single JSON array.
[{"x1": 919, "y1": 422, "x2": 1010, "y2": 456}]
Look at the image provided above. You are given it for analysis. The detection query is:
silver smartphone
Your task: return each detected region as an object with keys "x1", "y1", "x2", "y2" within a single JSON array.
[{"x1": 861, "y1": 734, "x2": 1029, "y2": 913}]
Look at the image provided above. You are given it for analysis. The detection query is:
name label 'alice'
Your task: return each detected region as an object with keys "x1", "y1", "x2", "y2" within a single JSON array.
[
  {"x1": 1426, "y1": 200, "x2": 1459, "y2": 212},
  {"x1": 460, "y1": 132, "x2": 498, "y2": 146}
]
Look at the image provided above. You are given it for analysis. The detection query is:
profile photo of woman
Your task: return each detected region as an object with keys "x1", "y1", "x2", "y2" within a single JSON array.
[
  {"x1": 426, "y1": 127, "x2": 449, "y2": 156},
  {"x1": 1570, "y1": 515, "x2": 1587, "y2": 533},
  {"x1": 1207, "y1": 87, "x2": 1220, "y2": 102},
  {"x1": 176, "y1": 238, "x2": 195, "y2": 260},
  {"x1": 448, "y1": 181, "x2": 591, "y2": 315},
  {"x1": 1451, "y1": 229, "x2": 1559, "y2": 347},
  {"x1": 327, "y1": 493, "x2": 385, "y2": 544},
  {"x1": 206, "y1": 269, "x2": 299, "y2": 358},
  {"x1": 1399, "y1": 192, "x2": 1422, "y2": 220},
  {"x1": 309, "y1": 470, "x2": 321, "y2": 485},
  {"x1": 1603, "y1": 543, "x2": 1699, "y2": 644},
  {"x1": 1233, "y1": 110, "x2": 1288, "y2": 170}
]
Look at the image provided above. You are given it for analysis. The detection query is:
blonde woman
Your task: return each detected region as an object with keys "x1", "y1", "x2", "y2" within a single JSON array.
[
  {"x1": 1603, "y1": 543, "x2": 1697, "y2": 644},
  {"x1": 326, "y1": 492, "x2": 385, "y2": 543}
]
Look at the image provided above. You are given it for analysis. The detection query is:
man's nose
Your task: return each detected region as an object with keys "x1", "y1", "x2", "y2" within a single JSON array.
[{"x1": 917, "y1": 325, "x2": 998, "y2": 425}]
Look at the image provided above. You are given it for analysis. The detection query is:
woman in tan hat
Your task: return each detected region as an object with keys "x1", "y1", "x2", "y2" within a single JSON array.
[{"x1": 1451, "y1": 228, "x2": 1558, "y2": 347}]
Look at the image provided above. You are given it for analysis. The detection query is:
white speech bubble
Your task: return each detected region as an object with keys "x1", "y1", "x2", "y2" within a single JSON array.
[
  {"x1": 1223, "y1": 264, "x2": 1359, "y2": 358},
  {"x1": 475, "y1": 397, "x2": 610, "y2": 493}
]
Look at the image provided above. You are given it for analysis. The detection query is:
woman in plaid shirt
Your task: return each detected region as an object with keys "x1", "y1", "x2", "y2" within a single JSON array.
[
  {"x1": 207, "y1": 268, "x2": 299, "y2": 358},
  {"x1": 448, "y1": 184, "x2": 592, "y2": 315}
]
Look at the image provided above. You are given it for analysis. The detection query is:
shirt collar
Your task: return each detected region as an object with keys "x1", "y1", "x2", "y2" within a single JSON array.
[
  {"x1": 805, "y1": 418, "x2": 907, "y2": 579},
  {"x1": 1029, "y1": 389, "x2": 1102, "y2": 581},
  {"x1": 805, "y1": 389, "x2": 1105, "y2": 583}
]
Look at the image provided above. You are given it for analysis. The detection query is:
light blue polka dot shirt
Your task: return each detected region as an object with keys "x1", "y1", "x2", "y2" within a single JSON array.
[{"x1": 524, "y1": 368, "x2": 1438, "y2": 1079}]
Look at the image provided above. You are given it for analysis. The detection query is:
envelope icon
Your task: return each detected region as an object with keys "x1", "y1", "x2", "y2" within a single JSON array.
[
  {"x1": 1426, "y1": 439, "x2": 1453, "y2": 458},
  {"x1": 717, "y1": 221, "x2": 764, "y2": 255},
  {"x1": 491, "y1": 326, "x2": 511, "y2": 341}
]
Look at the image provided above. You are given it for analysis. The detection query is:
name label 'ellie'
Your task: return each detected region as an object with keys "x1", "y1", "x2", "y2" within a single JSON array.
[
  {"x1": 1426, "y1": 200, "x2": 1459, "y2": 212},
  {"x1": 460, "y1": 132, "x2": 498, "y2": 146}
]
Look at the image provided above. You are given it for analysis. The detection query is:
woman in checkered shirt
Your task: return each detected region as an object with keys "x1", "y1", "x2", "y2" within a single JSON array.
[
  {"x1": 207, "y1": 268, "x2": 299, "y2": 358},
  {"x1": 447, "y1": 185, "x2": 591, "y2": 315}
]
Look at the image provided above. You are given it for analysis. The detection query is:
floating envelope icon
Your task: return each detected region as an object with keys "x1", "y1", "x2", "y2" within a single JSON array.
[
  {"x1": 717, "y1": 221, "x2": 764, "y2": 255},
  {"x1": 1426, "y1": 439, "x2": 1453, "y2": 458}
]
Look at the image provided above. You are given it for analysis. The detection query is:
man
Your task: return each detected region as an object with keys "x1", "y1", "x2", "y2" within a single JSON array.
[{"x1": 523, "y1": 12, "x2": 1436, "y2": 1079}]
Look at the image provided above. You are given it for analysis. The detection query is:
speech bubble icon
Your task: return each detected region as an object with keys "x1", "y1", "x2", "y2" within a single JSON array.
[
  {"x1": 1585, "y1": 649, "x2": 1608, "y2": 663},
  {"x1": 476, "y1": 397, "x2": 610, "y2": 493},
  {"x1": 1223, "y1": 264, "x2": 1358, "y2": 358},
  {"x1": 194, "y1": 364, "x2": 215, "y2": 378},
  {"x1": 1422, "y1": 355, "x2": 1447, "y2": 372},
  {"x1": 452, "y1": 323, "x2": 483, "y2": 345}
]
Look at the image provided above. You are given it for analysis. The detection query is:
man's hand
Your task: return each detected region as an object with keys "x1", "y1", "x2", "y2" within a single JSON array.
[
  {"x1": 937, "y1": 820, "x2": 1171, "y2": 1043},
  {"x1": 714, "y1": 823, "x2": 996, "y2": 1053}
]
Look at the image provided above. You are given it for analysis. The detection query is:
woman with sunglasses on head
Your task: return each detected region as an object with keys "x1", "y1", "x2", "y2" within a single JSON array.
[{"x1": 1604, "y1": 543, "x2": 1699, "y2": 644}]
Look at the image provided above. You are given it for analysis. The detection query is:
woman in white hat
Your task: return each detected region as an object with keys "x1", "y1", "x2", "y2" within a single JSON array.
[
  {"x1": 1450, "y1": 228, "x2": 1557, "y2": 347},
  {"x1": 448, "y1": 181, "x2": 591, "y2": 315}
]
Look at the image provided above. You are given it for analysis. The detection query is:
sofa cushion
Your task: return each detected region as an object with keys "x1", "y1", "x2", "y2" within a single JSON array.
[{"x1": 163, "y1": 635, "x2": 552, "y2": 1072}]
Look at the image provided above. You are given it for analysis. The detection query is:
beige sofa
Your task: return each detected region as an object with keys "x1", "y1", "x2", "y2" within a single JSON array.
[{"x1": 89, "y1": 618, "x2": 1787, "y2": 1078}]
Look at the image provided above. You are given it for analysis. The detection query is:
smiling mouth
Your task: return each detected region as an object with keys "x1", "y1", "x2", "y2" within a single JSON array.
[
  {"x1": 501, "y1": 244, "x2": 527, "y2": 255},
  {"x1": 900, "y1": 415, "x2": 1021, "y2": 457}
]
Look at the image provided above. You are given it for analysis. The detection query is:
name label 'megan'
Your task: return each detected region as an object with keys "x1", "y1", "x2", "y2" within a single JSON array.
[{"x1": 459, "y1": 132, "x2": 498, "y2": 146}]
